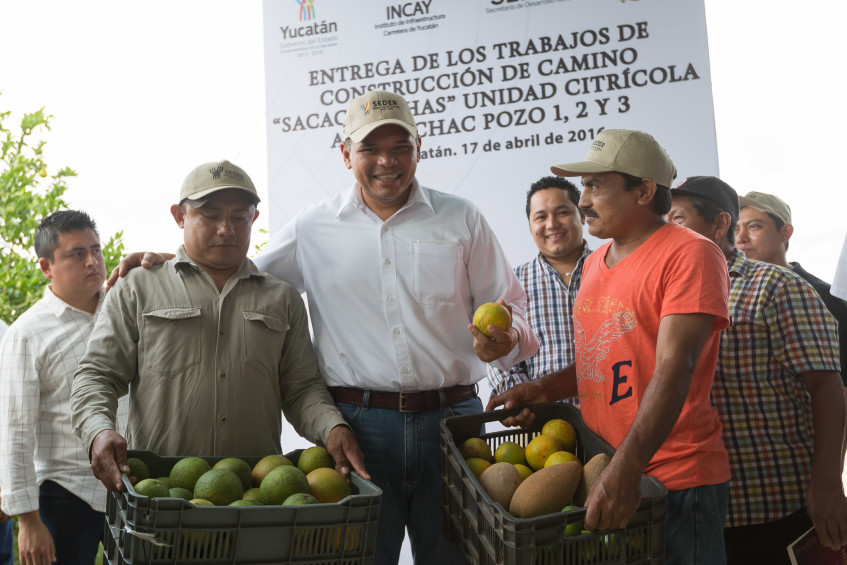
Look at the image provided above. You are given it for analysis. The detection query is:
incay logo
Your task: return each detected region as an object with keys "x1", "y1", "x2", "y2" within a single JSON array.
[{"x1": 296, "y1": 0, "x2": 316, "y2": 21}]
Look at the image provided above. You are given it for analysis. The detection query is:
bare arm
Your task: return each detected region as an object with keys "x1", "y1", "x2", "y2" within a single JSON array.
[
  {"x1": 584, "y1": 313, "x2": 714, "y2": 531},
  {"x1": 18, "y1": 510, "x2": 56, "y2": 565},
  {"x1": 804, "y1": 370, "x2": 847, "y2": 550},
  {"x1": 485, "y1": 363, "x2": 578, "y2": 427}
]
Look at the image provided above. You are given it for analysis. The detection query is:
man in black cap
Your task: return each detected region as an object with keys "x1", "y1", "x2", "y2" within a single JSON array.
[{"x1": 668, "y1": 176, "x2": 847, "y2": 562}]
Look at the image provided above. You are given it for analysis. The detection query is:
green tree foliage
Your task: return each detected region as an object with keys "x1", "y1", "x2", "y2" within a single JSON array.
[{"x1": 0, "y1": 99, "x2": 124, "y2": 325}]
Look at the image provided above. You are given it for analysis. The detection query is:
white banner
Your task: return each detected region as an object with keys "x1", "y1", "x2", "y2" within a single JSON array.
[{"x1": 263, "y1": 0, "x2": 717, "y2": 263}]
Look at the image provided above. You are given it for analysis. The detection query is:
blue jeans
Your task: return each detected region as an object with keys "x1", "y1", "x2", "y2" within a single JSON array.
[
  {"x1": 0, "y1": 519, "x2": 12, "y2": 565},
  {"x1": 337, "y1": 396, "x2": 480, "y2": 565},
  {"x1": 39, "y1": 480, "x2": 105, "y2": 565},
  {"x1": 665, "y1": 481, "x2": 729, "y2": 565}
]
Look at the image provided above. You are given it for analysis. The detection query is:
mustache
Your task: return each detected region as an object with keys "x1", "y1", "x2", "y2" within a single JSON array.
[{"x1": 582, "y1": 208, "x2": 598, "y2": 218}]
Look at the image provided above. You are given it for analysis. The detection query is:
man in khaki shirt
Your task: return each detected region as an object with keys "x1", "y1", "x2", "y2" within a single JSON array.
[{"x1": 71, "y1": 160, "x2": 367, "y2": 492}]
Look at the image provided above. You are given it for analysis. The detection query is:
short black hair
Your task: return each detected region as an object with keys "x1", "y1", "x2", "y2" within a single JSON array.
[
  {"x1": 685, "y1": 194, "x2": 737, "y2": 245},
  {"x1": 525, "y1": 176, "x2": 581, "y2": 219},
  {"x1": 35, "y1": 210, "x2": 99, "y2": 261},
  {"x1": 620, "y1": 173, "x2": 671, "y2": 215},
  {"x1": 766, "y1": 212, "x2": 790, "y2": 251}
]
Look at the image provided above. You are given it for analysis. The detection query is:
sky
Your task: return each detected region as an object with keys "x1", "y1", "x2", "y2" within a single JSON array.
[{"x1": 2, "y1": 1, "x2": 845, "y2": 282}]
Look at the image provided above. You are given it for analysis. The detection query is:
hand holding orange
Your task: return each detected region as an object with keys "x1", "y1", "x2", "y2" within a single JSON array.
[{"x1": 472, "y1": 302, "x2": 511, "y2": 338}]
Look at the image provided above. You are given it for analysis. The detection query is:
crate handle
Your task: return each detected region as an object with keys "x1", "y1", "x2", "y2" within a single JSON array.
[{"x1": 117, "y1": 473, "x2": 172, "y2": 549}]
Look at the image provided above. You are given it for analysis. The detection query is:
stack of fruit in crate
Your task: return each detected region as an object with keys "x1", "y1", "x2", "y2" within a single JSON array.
[
  {"x1": 128, "y1": 446, "x2": 350, "y2": 507},
  {"x1": 459, "y1": 418, "x2": 611, "y2": 521}
]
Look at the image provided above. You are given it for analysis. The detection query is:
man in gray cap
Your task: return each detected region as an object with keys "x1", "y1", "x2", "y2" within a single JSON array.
[
  {"x1": 489, "y1": 131, "x2": 732, "y2": 565},
  {"x1": 668, "y1": 176, "x2": 846, "y2": 562},
  {"x1": 736, "y1": 191, "x2": 847, "y2": 388},
  {"x1": 71, "y1": 160, "x2": 366, "y2": 492}
]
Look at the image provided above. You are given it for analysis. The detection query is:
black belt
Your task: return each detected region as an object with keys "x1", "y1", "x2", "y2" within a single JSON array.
[{"x1": 329, "y1": 385, "x2": 477, "y2": 412}]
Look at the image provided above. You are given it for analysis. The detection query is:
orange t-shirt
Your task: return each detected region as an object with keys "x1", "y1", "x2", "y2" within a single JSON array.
[{"x1": 574, "y1": 223, "x2": 730, "y2": 491}]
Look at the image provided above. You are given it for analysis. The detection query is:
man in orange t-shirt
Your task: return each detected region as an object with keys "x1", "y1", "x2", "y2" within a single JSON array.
[{"x1": 488, "y1": 129, "x2": 731, "y2": 565}]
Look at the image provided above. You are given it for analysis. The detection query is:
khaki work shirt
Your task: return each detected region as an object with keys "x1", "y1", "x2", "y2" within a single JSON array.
[{"x1": 71, "y1": 246, "x2": 345, "y2": 457}]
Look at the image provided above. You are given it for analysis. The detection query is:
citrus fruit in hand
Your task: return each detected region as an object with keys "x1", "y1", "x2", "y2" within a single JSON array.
[
  {"x1": 127, "y1": 457, "x2": 150, "y2": 482},
  {"x1": 541, "y1": 419, "x2": 576, "y2": 453},
  {"x1": 525, "y1": 435, "x2": 564, "y2": 470},
  {"x1": 472, "y1": 302, "x2": 511, "y2": 338},
  {"x1": 494, "y1": 441, "x2": 527, "y2": 466}
]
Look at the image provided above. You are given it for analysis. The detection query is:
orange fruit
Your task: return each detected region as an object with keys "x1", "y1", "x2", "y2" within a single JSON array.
[
  {"x1": 472, "y1": 303, "x2": 511, "y2": 338},
  {"x1": 525, "y1": 435, "x2": 564, "y2": 471},
  {"x1": 544, "y1": 451, "x2": 579, "y2": 467},
  {"x1": 542, "y1": 419, "x2": 576, "y2": 453},
  {"x1": 298, "y1": 446, "x2": 334, "y2": 475},
  {"x1": 494, "y1": 441, "x2": 527, "y2": 466},
  {"x1": 193, "y1": 469, "x2": 244, "y2": 506},
  {"x1": 460, "y1": 437, "x2": 493, "y2": 462},
  {"x1": 466, "y1": 458, "x2": 492, "y2": 479},
  {"x1": 306, "y1": 467, "x2": 351, "y2": 503},
  {"x1": 252, "y1": 454, "x2": 292, "y2": 487},
  {"x1": 514, "y1": 464, "x2": 533, "y2": 481}
]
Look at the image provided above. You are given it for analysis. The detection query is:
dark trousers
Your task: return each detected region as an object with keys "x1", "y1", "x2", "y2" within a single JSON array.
[
  {"x1": 39, "y1": 480, "x2": 105, "y2": 565},
  {"x1": 724, "y1": 508, "x2": 812, "y2": 565},
  {"x1": 0, "y1": 519, "x2": 12, "y2": 565}
]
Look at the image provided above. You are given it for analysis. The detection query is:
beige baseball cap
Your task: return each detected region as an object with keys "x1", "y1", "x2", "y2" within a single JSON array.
[
  {"x1": 179, "y1": 160, "x2": 259, "y2": 207},
  {"x1": 551, "y1": 129, "x2": 677, "y2": 188},
  {"x1": 342, "y1": 90, "x2": 418, "y2": 143},
  {"x1": 738, "y1": 191, "x2": 792, "y2": 224}
]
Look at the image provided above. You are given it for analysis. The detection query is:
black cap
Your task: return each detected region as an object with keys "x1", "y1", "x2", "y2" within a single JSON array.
[{"x1": 670, "y1": 176, "x2": 739, "y2": 223}]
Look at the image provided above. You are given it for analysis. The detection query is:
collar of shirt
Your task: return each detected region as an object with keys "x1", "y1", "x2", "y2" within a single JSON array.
[
  {"x1": 172, "y1": 245, "x2": 267, "y2": 282},
  {"x1": 535, "y1": 240, "x2": 592, "y2": 281},
  {"x1": 41, "y1": 285, "x2": 104, "y2": 319},
  {"x1": 336, "y1": 179, "x2": 434, "y2": 221}
]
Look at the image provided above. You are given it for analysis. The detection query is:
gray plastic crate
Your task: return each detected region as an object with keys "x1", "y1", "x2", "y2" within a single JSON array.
[
  {"x1": 441, "y1": 404, "x2": 667, "y2": 564},
  {"x1": 103, "y1": 449, "x2": 381, "y2": 564}
]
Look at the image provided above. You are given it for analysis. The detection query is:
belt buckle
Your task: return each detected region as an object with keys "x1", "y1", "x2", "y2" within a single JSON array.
[{"x1": 398, "y1": 391, "x2": 417, "y2": 413}]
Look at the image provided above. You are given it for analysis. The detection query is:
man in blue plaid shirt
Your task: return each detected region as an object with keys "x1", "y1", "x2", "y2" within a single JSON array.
[{"x1": 487, "y1": 176, "x2": 591, "y2": 401}]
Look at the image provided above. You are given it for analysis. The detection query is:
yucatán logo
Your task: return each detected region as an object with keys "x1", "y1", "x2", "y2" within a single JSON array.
[
  {"x1": 210, "y1": 166, "x2": 224, "y2": 179},
  {"x1": 280, "y1": 0, "x2": 338, "y2": 39}
]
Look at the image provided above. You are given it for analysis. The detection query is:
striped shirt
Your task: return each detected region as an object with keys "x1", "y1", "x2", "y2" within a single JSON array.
[
  {"x1": 0, "y1": 287, "x2": 127, "y2": 515},
  {"x1": 487, "y1": 243, "x2": 591, "y2": 397},
  {"x1": 714, "y1": 250, "x2": 840, "y2": 526}
]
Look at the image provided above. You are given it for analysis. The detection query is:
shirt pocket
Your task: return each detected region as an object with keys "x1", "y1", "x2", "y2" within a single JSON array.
[
  {"x1": 412, "y1": 240, "x2": 461, "y2": 305},
  {"x1": 141, "y1": 307, "x2": 202, "y2": 378},
  {"x1": 243, "y1": 311, "x2": 290, "y2": 377}
]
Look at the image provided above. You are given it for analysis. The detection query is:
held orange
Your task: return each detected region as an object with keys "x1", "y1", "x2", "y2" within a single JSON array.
[{"x1": 472, "y1": 303, "x2": 511, "y2": 338}]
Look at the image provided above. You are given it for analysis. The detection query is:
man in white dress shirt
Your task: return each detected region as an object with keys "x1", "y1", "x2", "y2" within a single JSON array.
[
  {"x1": 0, "y1": 320, "x2": 11, "y2": 565},
  {"x1": 254, "y1": 90, "x2": 538, "y2": 564},
  {"x1": 0, "y1": 211, "x2": 125, "y2": 565}
]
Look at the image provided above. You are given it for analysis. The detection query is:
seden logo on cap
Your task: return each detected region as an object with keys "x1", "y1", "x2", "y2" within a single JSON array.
[{"x1": 590, "y1": 140, "x2": 606, "y2": 152}]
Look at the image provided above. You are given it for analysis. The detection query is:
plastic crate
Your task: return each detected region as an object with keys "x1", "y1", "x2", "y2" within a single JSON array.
[
  {"x1": 102, "y1": 449, "x2": 381, "y2": 564},
  {"x1": 440, "y1": 403, "x2": 667, "y2": 565}
]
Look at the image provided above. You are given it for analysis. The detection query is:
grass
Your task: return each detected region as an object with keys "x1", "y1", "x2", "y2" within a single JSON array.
[{"x1": 10, "y1": 517, "x2": 104, "y2": 565}]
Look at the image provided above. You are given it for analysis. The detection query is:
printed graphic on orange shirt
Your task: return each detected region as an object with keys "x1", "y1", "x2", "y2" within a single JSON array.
[{"x1": 574, "y1": 306, "x2": 636, "y2": 383}]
